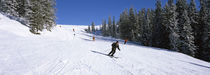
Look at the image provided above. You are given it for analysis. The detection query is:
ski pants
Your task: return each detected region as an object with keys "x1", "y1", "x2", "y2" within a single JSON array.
[{"x1": 108, "y1": 48, "x2": 116, "y2": 56}]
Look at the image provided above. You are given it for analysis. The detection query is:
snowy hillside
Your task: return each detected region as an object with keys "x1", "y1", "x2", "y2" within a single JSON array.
[{"x1": 0, "y1": 13, "x2": 210, "y2": 75}]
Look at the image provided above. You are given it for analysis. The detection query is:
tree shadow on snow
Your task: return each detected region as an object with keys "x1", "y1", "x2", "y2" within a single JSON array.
[
  {"x1": 188, "y1": 62, "x2": 210, "y2": 69},
  {"x1": 179, "y1": 60, "x2": 210, "y2": 69}
]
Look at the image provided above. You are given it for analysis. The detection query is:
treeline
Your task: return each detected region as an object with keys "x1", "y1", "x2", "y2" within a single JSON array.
[
  {"x1": 86, "y1": 21, "x2": 102, "y2": 34},
  {"x1": 0, "y1": 0, "x2": 56, "y2": 34},
  {"x1": 99, "y1": 0, "x2": 209, "y2": 62}
]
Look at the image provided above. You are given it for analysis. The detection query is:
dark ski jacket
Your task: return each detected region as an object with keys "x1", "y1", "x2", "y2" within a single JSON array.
[{"x1": 112, "y1": 43, "x2": 120, "y2": 51}]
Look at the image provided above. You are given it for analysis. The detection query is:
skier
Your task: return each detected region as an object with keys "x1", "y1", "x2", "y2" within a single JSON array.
[
  {"x1": 108, "y1": 41, "x2": 120, "y2": 56},
  {"x1": 93, "y1": 36, "x2": 95, "y2": 41},
  {"x1": 124, "y1": 39, "x2": 128, "y2": 44},
  {"x1": 73, "y1": 29, "x2": 75, "y2": 32}
]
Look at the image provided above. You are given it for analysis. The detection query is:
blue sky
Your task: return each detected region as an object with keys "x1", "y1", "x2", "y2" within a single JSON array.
[{"x1": 56, "y1": 0, "x2": 200, "y2": 25}]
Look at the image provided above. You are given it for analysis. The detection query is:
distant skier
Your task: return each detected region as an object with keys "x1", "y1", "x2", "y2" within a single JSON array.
[
  {"x1": 93, "y1": 36, "x2": 95, "y2": 41},
  {"x1": 108, "y1": 41, "x2": 120, "y2": 56},
  {"x1": 73, "y1": 29, "x2": 75, "y2": 32},
  {"x1": 124, "y1": 39, "x2": 128, "y2": 44}
]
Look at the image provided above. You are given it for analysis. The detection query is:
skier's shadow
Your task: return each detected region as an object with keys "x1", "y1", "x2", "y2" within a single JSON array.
[
  {"x1": 91, "y1": 50, "x2": 108, "y2": 56},
  {"x1": 91, "y1": 50, "x2": 119, "y2": 58}
]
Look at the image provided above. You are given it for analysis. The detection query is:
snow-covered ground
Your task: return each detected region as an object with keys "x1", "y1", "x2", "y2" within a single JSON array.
[{"x1": 0, "y1": 13, "x2": 210, "y2": 75}]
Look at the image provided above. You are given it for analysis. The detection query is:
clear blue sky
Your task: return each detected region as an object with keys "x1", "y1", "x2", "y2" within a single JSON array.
[{"x1": 56, "y1": 0, "x2": 200, "y2": 25}]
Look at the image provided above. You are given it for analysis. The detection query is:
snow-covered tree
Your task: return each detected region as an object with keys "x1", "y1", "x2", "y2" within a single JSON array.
[
  {"x1": 27, "y1": 0, "x2": 44, "y2": 34},
  {"x1": 149, "y1": 9, "x2": 155, "y2": 46},
  {"x1": 0, "y1": 0, "x2": 19, "y2": 17},
  {"x1": 199, "y1": 0, "x2": 210, "y2": 61},
  {"x1": 133, "y1": 9, "x2": 140, "y2": 41},
  {"x1": 138, "y1": 8, "x2": 146, "y2": 44},
  {"x1": 108, "y1": 16, "x2": 112, "y2": 36},
  {"x1": 163, "y1": 1, "x2": 180, "y2": 51},
  {"x1": 188, "y1": 0, "x2": 199, "y2": 57},
  {"x1": 102, "y1": 19, "x2": 107, "y2": 36},
  {"x1": 112, "y1": 16, "x2": 117, "y2": 38},
  {"x1": 91, "y1": 22, "x2": 95, "y2": 33},
  {"x1": 143, "y1": 9, "x2": 153, "y2": 46},
  {"x1": 152, "y1": 0, "x2": 169, "y2": 48},
  {"x1": 42, "y1": 0, "x2": 56, "y2": 31},
  {"x1": 15, "y1": 0, "x2": 27, "y2": 18},
  {"x1": 26, "y1": 0, "x2": 56, "y2": 34},
  {"x1": 88, "y1": 25, "x2": 91, "y2": 33},
  {"x1": 0, "y1": 0, "x2": 56, "y2": 34},
  {"x1": 176, "y1": 0, "x2": 196, "y2": 56},
  {"x1": 129, "y1": 7, "x2": 137, "y2": 41},
  {"x1": 119, "y1": 9, "x2": 131, "y2": 40}
]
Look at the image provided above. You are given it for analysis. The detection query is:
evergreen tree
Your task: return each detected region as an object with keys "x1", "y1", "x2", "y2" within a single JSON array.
[
  {"x1": 119, "y1": 9, "x2": 130, "y2": 39},
  {"x1": 168, "y1": 0, "x2": 174, "y2": 6},
  {"x1": 104, "y1": 19, "x2": 108, "y2": 36},
  {"x1": 152, "y1": 0, "x2": 169, "y2": 48},
  {"x1": 176, "y1": 0, "x2": 196, "y2": 56},
  {"x1": 207, "y1": 0, "x2": 210, "y2": 8},
  {"x1": 91, "y1": 22, "x2": 95, "y2": 33},
  {"x1": 129, "y1": 7, "x2": 137, "y2": 41},
  {"x1": 148, "y1": 9, "x2": 155, "y2": 46},
  {"x1": 164, "y1": 1, "x2": 180, "y2": 51},
  {"x1": 137, "y1": 9, "x2": 145, "y2": 43},
  {"x1": 0, "y1": 0, "x2": 56, "y2": 34},
  {"x1": 116, "y1": 21, "x2": 120, "y2": 38},
  {"x1": 0, "y1": 0, "x2": 28, "y2": 25},
  {"x1": 136, "y1": 10, "x2": 142, "y2": 42},
  {"x1": 134, "y1": 8, "x2": 140, "y2": 40},
  {"x1": 16, "y1": 0, "x2": 26, "y2": 18},
  {"x1": 112, "y1": 16, "x2": 117, "y2": 37},
  {"x1": 27, "y1": 0, "x2": 44, "y2": 34},
  {"x1": 188, "y1": 0, "x2": 199, "y2": 57},
  {"x1": 42, "y1": 0, "x2": 56, "y2": 31},
  {"x1": 88, "y1": 25, "x2": 91, "y2": 33},
  {"x1": 199, "y1": 0, "x2": 210, "y2": 61},
  {"x1": 0, "y1": 0, "x2": 19, "y2": 17},
  {"x1": 138, "y1": 8, "x2": 146, "y2": 44},
  {"x1": 102, "y1": 19, "x2": 107, "y2": 36},
  {"x1": 108, "y1": 16, "x2": 112, "y2": 36},
  {"x1": 143, "y1": 9, "x2": 153, "y2": 46},
  {"x1": 0, "y1": 0, "x2": 2, "y2": 11}
]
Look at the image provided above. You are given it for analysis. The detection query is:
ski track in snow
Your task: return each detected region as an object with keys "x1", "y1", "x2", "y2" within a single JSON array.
[{"x1": 0, "y1": 13, "x2": 210, "y2": 75}]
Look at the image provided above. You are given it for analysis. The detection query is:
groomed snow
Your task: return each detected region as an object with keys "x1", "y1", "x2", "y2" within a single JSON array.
[{"x1": 0, "y1": 13, "x2": 210, "y2": 75}]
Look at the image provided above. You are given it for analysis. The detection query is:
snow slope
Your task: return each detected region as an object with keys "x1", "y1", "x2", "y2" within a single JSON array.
[{"x1": 0, "y1": 13, "x2": 210, "y2": 75}]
